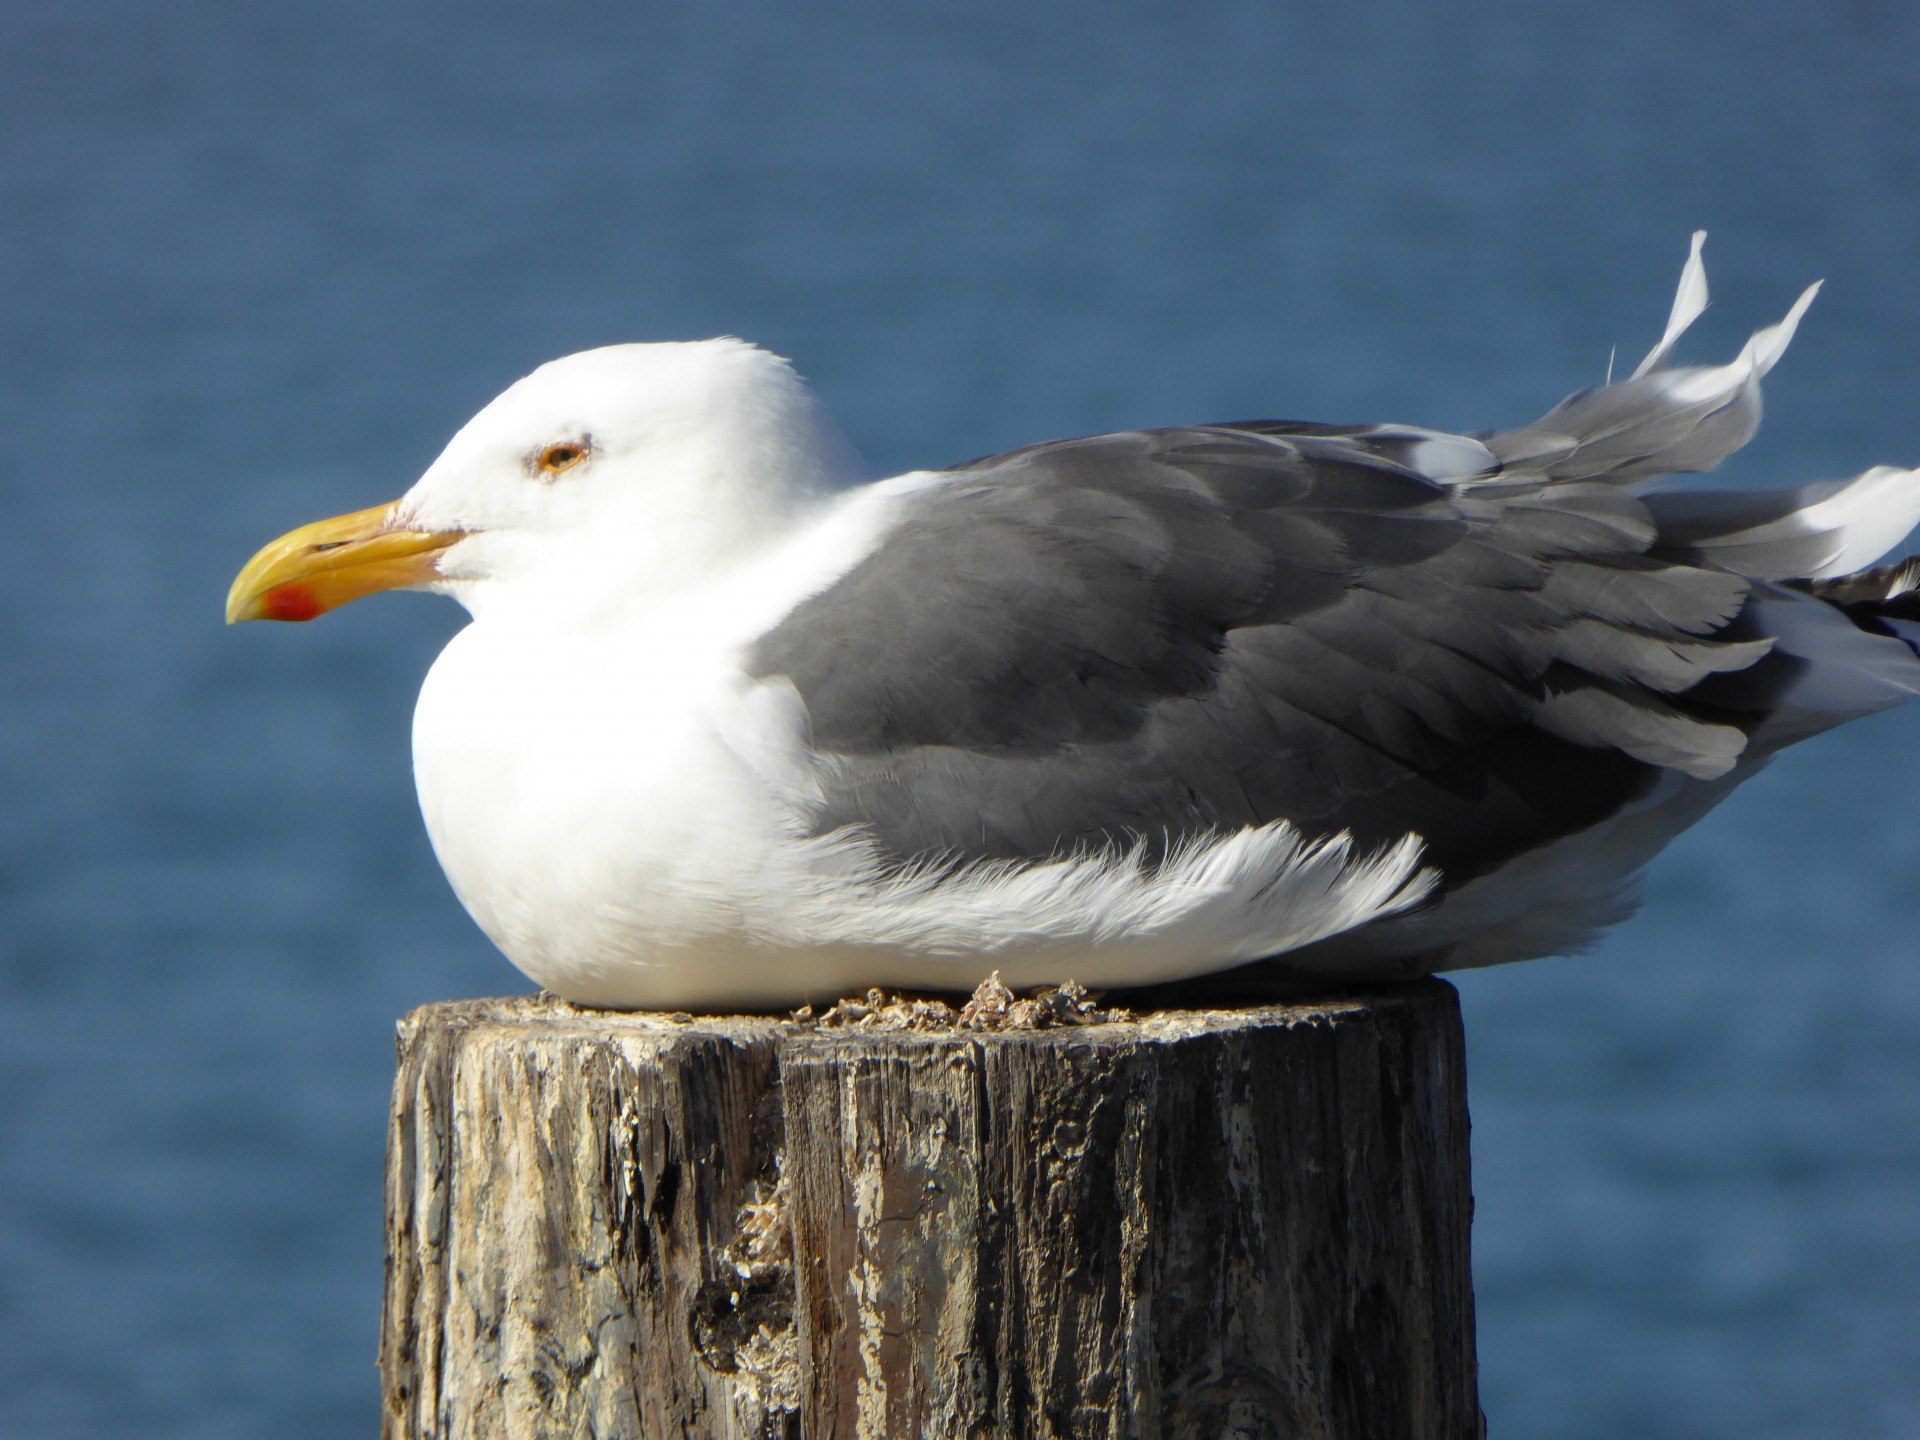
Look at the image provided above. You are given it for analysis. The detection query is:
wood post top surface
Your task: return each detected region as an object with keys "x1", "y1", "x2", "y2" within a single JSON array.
[{"x1": 398, "y1": 977, "x2": 1457, "y2": 1052}]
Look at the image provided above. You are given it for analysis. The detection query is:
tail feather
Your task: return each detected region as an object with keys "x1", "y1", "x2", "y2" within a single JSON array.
[
  {"x1": 1644, "y1": 465, "x2": 1920, "y2": 582},
  {"x1": 1482, "y1": 233, "x2": 1920, "y2": 588},
  {"x1": 1480, "y1": 232, "x2": 1821, "y2": 486}
]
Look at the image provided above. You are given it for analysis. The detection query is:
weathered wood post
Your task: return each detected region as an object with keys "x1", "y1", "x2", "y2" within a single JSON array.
[{"x1": 381, "y1": 981, "x2": 1479, "y2": 1438}]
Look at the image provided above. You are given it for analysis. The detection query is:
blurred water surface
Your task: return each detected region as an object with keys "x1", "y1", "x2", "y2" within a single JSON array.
[{"x1": 3, "y1": 2, "x2": 1919, "y2": 1435}]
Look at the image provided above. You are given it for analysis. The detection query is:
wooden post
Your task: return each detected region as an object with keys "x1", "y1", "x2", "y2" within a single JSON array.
[{"x1": 381, "y1": 982, "x2": 1479, "y2": 1439}]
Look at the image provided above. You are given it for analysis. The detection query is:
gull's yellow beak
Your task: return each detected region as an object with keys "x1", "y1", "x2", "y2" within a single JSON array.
[{"x1": 226, "y1": 502, "x2": 465, "y2": 623}]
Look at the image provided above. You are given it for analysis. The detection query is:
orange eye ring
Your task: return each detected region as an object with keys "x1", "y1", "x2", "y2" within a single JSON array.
[{"x1": 535, "y1": 441, "x2": 590, "y2": 477}]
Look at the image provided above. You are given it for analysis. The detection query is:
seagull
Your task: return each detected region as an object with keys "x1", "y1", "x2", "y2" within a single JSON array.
[{"x1": 228, "y1": 236, "x2": 1920, "y2": 1010}]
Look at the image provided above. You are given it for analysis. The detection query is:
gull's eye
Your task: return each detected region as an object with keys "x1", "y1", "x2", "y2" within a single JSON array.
[{"x1": 533, "y1": 440, "x2": 590, "y2": 478}]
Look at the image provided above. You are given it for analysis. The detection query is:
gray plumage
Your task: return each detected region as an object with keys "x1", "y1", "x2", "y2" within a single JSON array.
[
  {"x1": 736, "y1": 241, "x2": 1920, "y2": 981},
  {"x1": 748, "y1": 423, "x2": 1914, "y2": 889}
]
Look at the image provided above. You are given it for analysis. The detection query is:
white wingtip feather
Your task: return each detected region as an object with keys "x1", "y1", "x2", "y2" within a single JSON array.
[
  {"x1": 1793, "y1": 464, "x2": 1920, "y2": 580},
  {"x1": 1487, "y1": 237, "x2": 1824, "y2": 484},
  {"x1": 1632, "y1": 230, "x2": 1711, "y2": 379},
  {"x1": 1745, "y1": 279, "x2": 1822, "y2": 377},
  {"x1": 1644, "y1": 275, "x2": 1821, "y2": 409}
]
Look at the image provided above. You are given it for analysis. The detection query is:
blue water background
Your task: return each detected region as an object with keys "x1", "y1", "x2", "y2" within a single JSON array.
[{"x1": 4, "y1": 2, "x2": 1919, "y2": 1434}]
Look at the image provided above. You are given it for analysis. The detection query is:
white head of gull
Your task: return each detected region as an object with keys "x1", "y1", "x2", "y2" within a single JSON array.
[
  {"x1": 230, "y1": 236, "x2": 1920, "y2": 1010},
  {"x1": 400, "y1": 340, "x2": 874, "y2": 620}
]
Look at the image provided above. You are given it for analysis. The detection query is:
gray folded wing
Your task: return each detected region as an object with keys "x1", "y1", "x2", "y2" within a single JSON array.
[{"x1": 746, "y1": 425, "x2": 1804, "y2": 881}]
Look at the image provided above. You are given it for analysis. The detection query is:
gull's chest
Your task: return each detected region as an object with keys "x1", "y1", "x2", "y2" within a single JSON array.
[{"x1": 408, "y1": 623, "x2": 805, "y2": 981}]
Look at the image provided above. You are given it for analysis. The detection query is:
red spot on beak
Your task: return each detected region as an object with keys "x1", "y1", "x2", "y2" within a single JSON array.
[{"x1": 260, "y1": 584, "x2": 324, "y2": 622}]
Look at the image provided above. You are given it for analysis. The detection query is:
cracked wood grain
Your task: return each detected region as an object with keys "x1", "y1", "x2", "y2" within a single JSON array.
[{"x1": 381, "y1": 982, "x2": 1479, "y2": 1439}]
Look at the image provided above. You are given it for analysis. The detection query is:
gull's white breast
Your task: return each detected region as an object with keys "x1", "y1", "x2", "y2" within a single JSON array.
[
  {"x1": 411, "y1": 618, "x2": 803, "y2": 1006},
  {"x1": 408, "y1": 477, "x2": 934, "y2": 1008}
]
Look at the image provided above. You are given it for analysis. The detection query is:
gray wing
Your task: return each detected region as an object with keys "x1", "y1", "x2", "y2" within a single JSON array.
[{"x1": 745, "y1": 424, "x2": 1797, "y2": 880}]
